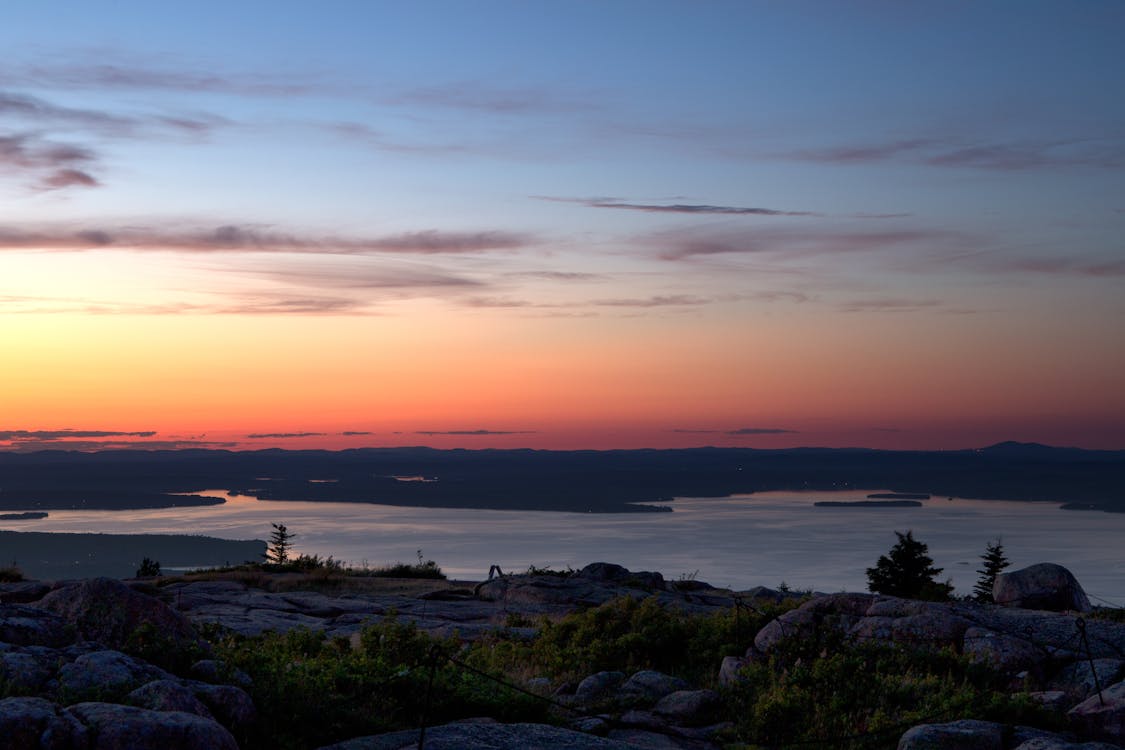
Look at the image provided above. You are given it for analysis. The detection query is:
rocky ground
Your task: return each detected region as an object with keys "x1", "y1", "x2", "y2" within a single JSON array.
[{"x1": 1, "y1": 561, "x2": 1124, "y2": 749}]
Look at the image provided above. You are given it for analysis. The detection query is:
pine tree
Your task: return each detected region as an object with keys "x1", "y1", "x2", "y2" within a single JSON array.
[
  {"x1": 972, "y1": 538, "x2": 1010, "y2": 602},
  {"x1": 866, "y1": 530, "x2": 953, "y2": 601},
  {"x1": 266, "y1": 523, "x2": 294, "y2": 565}
]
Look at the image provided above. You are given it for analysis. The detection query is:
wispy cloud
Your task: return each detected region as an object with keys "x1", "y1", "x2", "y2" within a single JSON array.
[
  {"x1": 653, "y1": 226, "x2": 964, "y2": 262},
  {"x1": 788, "y1": 137, "x2": 1125, "y2": 171},
  {"x1": 539, "y1": 196, "x2": 817, "y2": 216},
  {"x1": 837, "y1": 297, "x2": 943, "y2": 314},
  {"x1": 1, "y1": 62, "x2": 316, "y2": 97},
  {"x1": 0, "y1": 429, "x2": 157, "y2": 441},
  {"x1": 727, "y1": 428, "x2": 796, "y2": 435},
  {"x1": 415, "y1": 429, "x2": 536, "y2": 436},
  {"x1": 593, "y1": 295, "x2": 711, "y2": 308},
  {"x1": 0, "y1": 132, "x2": 101, "y2": 190},
  {"x1": 245, "y1": 432, "x2": 326, "y2": 439},
  {"x1": 341, "y1": 431, "x2": 373, "y2": 436},
  {"x1": 0, "y1": 223, "x2": 533, "y2": 255}
]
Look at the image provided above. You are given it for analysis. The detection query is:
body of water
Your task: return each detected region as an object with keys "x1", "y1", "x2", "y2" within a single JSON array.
[{"x1": 2, "y1": 490, "x2": 1123, "y2": 604}]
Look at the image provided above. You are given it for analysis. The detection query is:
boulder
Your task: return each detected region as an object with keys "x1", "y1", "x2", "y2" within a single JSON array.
[
  {"x1": 57, "y1": 649, "x2": 171, "y2": 702},
  {"x1": 994, "y1": 564, "x2": 1092, "y2": 613},
  {"x1": 317, "y1": 720, "x2": 649, "y2": 749},
  {"x1": 66, "y1": 701, "x2": 239, "y2": 750},
  {"x1": 1051, "y1": 659, "x2": 1125, "y2": 700},
  {"x1": 1014, "y1": 739, "x2": 1124, "y2": 749},
  {"x1": 717, "y1": 656, "x2": 748, "y2": 687},
  {"x1": 0, "y1": 581, "x2": 52, "y2": 604},
  {"x1": 189, "y1": 681, "x2": 258, "y2": 735},
  {"x1": 619, "y1": 670, "x2": 690, "y2": 704},
  {"x1": 0, "y1": 696, "x2": 88, "y2": 750},
  {"x1": 962, "y1": 627, "x2": 1042, "y2": 674},
  {"x1": 0, "y1": 604, "x2": 74, "y2": 647},
  {"x1": 127, "y1": 679, "x2": 214, "y2": 719},
  {"x1": 574, "y1": 670, "x2": 626, "y2": 706},
  {"x1": 1, "y1": 647, "x2": 59, "y2": 693},
  {"x1": 653, "y1": 689, "x2": 723, "y2": 726},
  {"x1": 1067, "y1": 679, "x2": 1125, "y2": 743},
  {"x1": 897, "y1": 719, "x2": 1003, "y2": 749},
  {"x1": 36, "y1": 577, "x2": 201, "y2": 651}
]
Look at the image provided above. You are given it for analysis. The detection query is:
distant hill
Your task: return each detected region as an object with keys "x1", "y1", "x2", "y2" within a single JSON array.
[{"x1": 0, "y1": 444, "x2": 1122, "y2": 513}]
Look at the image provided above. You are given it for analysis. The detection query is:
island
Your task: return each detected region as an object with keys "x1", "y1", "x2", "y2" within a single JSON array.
[
  {"x1": 867, "y1": 493, "x2": 931, "y2": 500},
  {"x1": 0, "y1": 511, "x2": 49, "y2": 520},
  {"x1": 815, "y1": 500, "x2": 923, "y2": 508}
]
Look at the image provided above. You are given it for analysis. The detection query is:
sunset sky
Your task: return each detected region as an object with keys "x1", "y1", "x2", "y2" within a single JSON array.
[{"x1": 2, "y1": 2, "x2": 1123, "y2": 452}]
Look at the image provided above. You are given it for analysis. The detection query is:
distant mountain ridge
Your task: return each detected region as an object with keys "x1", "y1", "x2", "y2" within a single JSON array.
[{"x1": 0, "y1": 443, "x2": 1122, "y2": 513}]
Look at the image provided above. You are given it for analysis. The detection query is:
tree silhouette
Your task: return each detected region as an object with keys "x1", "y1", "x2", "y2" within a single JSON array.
[
  {"x1": 866, "y1": 530, "x2": 953, "y2": 601},
  {"x1": 972, "y1": 538, "x2": 1010, "y2": 602},
  {"x1": 266, "y1": 523, "x2": 294, "y2": 565}
]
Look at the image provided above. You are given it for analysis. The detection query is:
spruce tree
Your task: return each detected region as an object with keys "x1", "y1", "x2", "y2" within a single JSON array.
[
  {"x1": 866, "y1": 530, "x2": 953, "y2": 601},
  {"x1": 266, "y1": 523, "x2": 294, "y2": 565},
  {"x1": 972, "y1": 538, "x2": 1010, "y2": 602}
]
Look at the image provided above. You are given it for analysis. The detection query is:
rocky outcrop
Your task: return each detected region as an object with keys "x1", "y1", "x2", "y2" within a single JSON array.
[
  {"x1": 1068, "y1": 680, "x2": 1125, "y2": 744},
  {"x1": 318, "y1": 720, "x2": 646, "y2": 749},
  {"x1": 0, "y1": 696, "x2": 88, "y2": 749},
  {"x1": 37, "y1": 577, "x2": 201, "y2": 651},
  {"x1": 67, "y1": 702, "x2": 239, "y2": 749},
  {"x1": 994, "y1": 564, "x2": 1092, "y2": 613},
  {"x1": 897, "y1": 719, "x2": 1123, "y2": 749}
]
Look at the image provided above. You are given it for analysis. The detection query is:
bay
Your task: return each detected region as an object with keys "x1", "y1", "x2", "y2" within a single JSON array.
[{"x1": 1, "y1": 490, "x2": 1123, "y2": 605}]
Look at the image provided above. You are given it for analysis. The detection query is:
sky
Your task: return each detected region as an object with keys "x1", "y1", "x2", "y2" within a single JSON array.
[{"x1": 2, "y1": 1, "x2": 1124, "y2": 452}]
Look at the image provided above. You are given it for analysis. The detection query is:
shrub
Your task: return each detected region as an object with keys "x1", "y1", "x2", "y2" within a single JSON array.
[
  {"x1": 135, "y1": 557, "x2": 161, "y2": 578},
  {"x1": 0, "y1": 565, "x2": 23, "y2": 582},
  {"x1": 866, "y1": 530, "x2": 953, "y2": 601}
]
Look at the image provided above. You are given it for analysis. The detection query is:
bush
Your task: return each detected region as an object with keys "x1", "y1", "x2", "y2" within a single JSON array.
[
  {"x1": 0, "y1": 565, "x2": 23, "y2": 582},
  {"x1": 725, "y1": 631, "x2": 1058, "y2": 748},
  {"x1": 136, "y1": 557, "x2": 161, "y2": 578},
  {"x1": 866, "y1": 530, "x2": 953, "y2": 601}
]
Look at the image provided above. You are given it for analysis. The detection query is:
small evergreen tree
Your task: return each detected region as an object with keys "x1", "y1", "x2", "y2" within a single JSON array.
[
  {"x1": 972, "y1": 538, "x2": 1010, "y2": 602},
  {"x1": 136, "y1": 557, "x2": 161, "y2": 578},
  {"x1": 866, "y1": 530, "x2": 953, "y2": 601},
  {"x1": 266, "y1": 523, "x2": 294, "y2": 565}
]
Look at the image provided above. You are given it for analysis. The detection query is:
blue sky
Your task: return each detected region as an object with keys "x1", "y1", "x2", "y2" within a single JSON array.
[{"x1": 2, "y1": 2, "x2": 1124, "y2": 450}]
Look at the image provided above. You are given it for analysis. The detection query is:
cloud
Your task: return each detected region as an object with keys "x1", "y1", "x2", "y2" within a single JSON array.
[
  {"x1": 788, "y1": 137, "x2": 1124, "y2": 171},
  {"x1": 837, "y1": 297, "x2": 943, "y2": 313},
  {"x1": 341, "y1": 431, "x2": 373, "y2": 436},
  {"x1": 0, "y1": 429, "x2": 157, "y2": 441},
  {"x1": 245, "y1": 432, "x2": 326, "y2": 439},
  {"x1": 653, "y1": 226, "x2": 966, "y2": 262},
  {"x1": 1, "y1": 132, "x2": 102, "y2": 190},
  {"x1": 2, "y1": 63, "x2": 315, "y2": 97},
  {"x1": 727, "y1": 428, "x2": 796, "y2": 435},
  {"x1": 38, "y1": 168, "x2": 99, "y2": 190},
  {"x1": 0, "y1": 222, "x2": 533, "y2": 256},
  {"x1": 996, "y1": 256, "x2": 1125, "y2": 277},
  {"x1": 671, "y1": 429, "x2": 722, "y2": 434},
  {"x1": 0, "y1": 438, "x2": 238, "y2": 452},
  {"x1": 508, "y1": 270, "x2": 604, "y2": 282},
  {"x1": 392, "y1": 83, "x2": 595, "y2": 115},
  {"x1": 593, "y1": 295, "x2": 711, "y2": 308},
  {"x1": 415, "y1": 429, "x2": 536, "y2": 436},
  {"x1": 539, "y1": 196, "x2": 817, "y2": 216}
]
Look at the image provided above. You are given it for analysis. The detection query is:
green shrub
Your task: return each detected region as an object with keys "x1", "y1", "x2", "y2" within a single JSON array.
[
  {"x1": 725, "y1": 632, "x2": 1059, "y2": 748},
  {"x1": 0, "y1": 565, "x2": 23, "y2": 582}
]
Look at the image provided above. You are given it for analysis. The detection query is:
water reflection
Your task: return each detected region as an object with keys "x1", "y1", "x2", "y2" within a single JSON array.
[{"x1": 2, "y1": 490, "x2": 1122, "y2": 604}]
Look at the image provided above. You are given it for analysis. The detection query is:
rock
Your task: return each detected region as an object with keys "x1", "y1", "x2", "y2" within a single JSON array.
[
  {"x1": 189, "y1": 682, "x2": 258, "y2": 735},
  {"x1": 653, "y1": 689, "x2": 723, "y2": 727},
  {"x1": 0, "y1": 581, "x2": 52, "y2": 604},
  {"x1": 619, "y1": 670, "x2": 690, "y2": 704},
  {"x1": 717, "y1": 656, "x2": 748, "y2": 687},
  {"x1": 575, "y1": 671, "x2": 627, "y2": 706},
  {"x1": 67, "y1": 701, "x2": 239, "y2": 749},
  {"x1": 36, "y1": 577, "x2": 201, "y2": 652},
  {"x1": 1051, "y1": 659, "x2": 1125, "y2": 700},
  {"x1": 1014, "y1": 738, "x2": 1124, "y2": 749},
  {"x1": 1067, "y1": 679, "x2": 1125, "y2": 743},
  {"x1": 57, "y1": 649, "x2": 171, "y2": 702},
  {"x1": 318, "y1": 720, "x2": 647, "y2": 749},
  {"x1": 607, "y1": 727, "x2": 713, "y2": 749},
  {"x1": 1027, "y1": 690, "x2": 1072, "y2": 711},
  {"x1": 739, "y1": 585, "x2": 785, "y2": 602},
  {"x1": 618, "y1": 709, "x2": 667, "y2": 729},
  {"x1": 126, "y1": 679, "x2": 214, "y2": 719},
  {"x1": 897, "y1": 719, "x2": 1003, "y2": 749},
  {"x1": 1, "y1": 646, "x2": 60, "y2": 693},
  {"x1": 569, "y1": 715, "x2": 609, "y2": 735},
  {"x1": 0, "y1": 696, "x2": 88, "y2": 750},
  {"x1": 994, "y1": 564, "x2": 1092, "y2": 613},
  {"x1": 962, "y1": 627, "x2": 1042, "y2": 674},
  {"x1": 0, "y1": 604, "x2": 73, "y2": 647}
]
